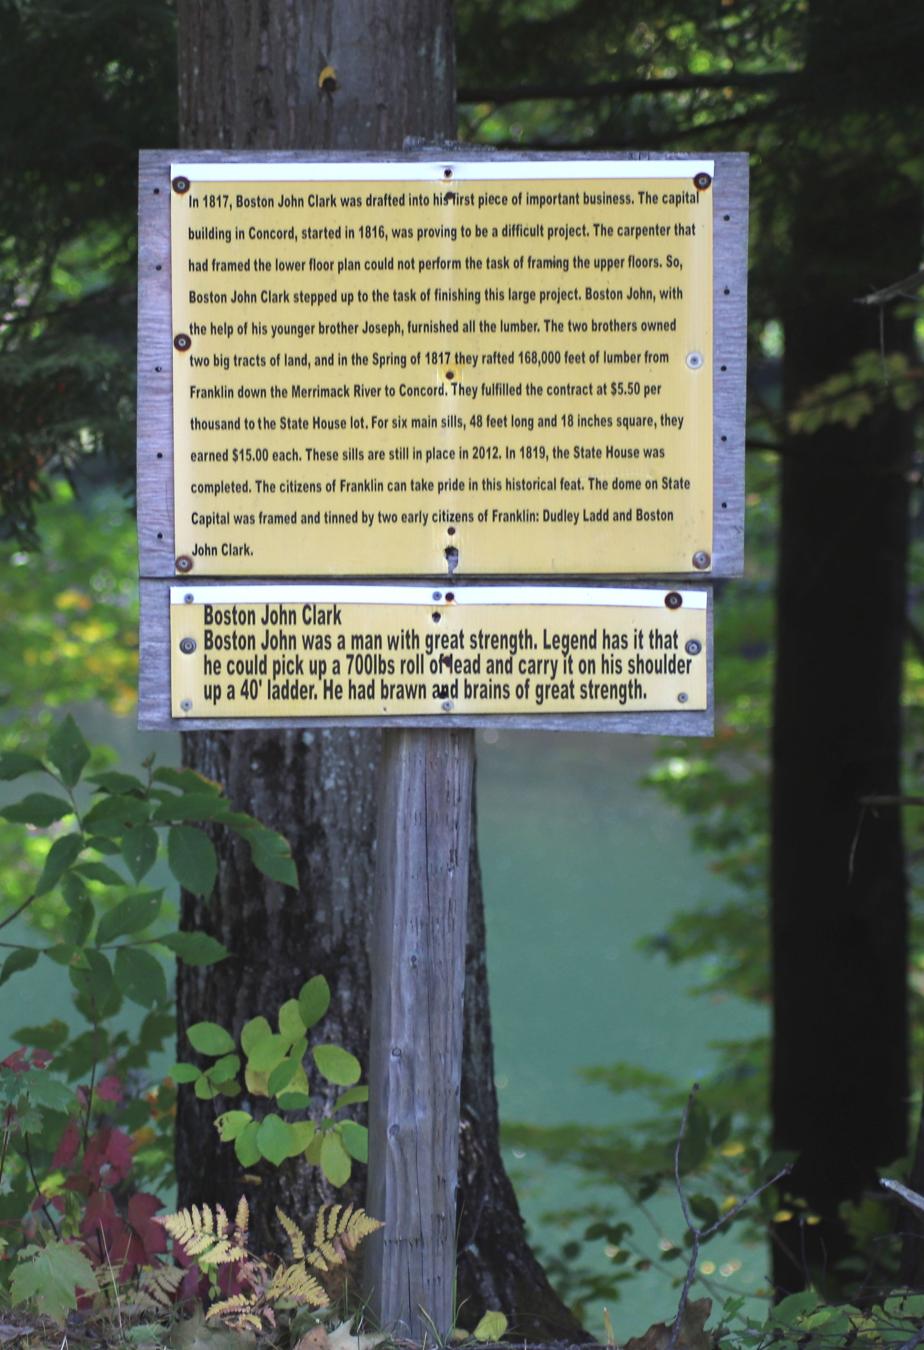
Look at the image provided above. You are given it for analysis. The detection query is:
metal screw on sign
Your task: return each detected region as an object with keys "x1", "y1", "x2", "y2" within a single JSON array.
[
  {"x1": 174, "y1": 333, "x2": 192, "y2": 352},
  {"x1": 665, "y1": 592, "x2": 683, "y2": 610},
  {"x1": 693, "y1": 172, "x2": 712, "y2": 191},
  {"x1": 175, "y1": 555, "x2": 193, "y2": 573},
  {"x1": 685, "y1": 639, "x2": 703, "y2": 656},
  {"x1": 686, "y1": 351, "x2": 704, "y2": 370},
  {"x1": 179, "y1": 637, "x2": 197, "y2": 654},
  {"x1": 443, "y1": 167, "x2": 453, "y2": 179},
  {"x1": 692, "y1": 551, "x2": 711, "y2": 570},
  {"x1": 677, "y1": 692, "x2": 689, "y2": 704},
  {"x1": 183, "y1": 593, "x2": 194, "y2": 604},
  {"x1": 180, "y1": 699, "x2": 193, "y2": 712},
  {"x1": 172, "y1": 176, "x2": 190, "y2": 194},
  {"x1": 441, "y1": 700, "x2": 454, "y2": 712}
]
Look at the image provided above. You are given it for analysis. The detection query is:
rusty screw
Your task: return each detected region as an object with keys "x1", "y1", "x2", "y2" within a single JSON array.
[
  {"x1": 172, "y1": 176, "x2": 190, "y2": 194},
  {"x1": 665, "y1": 592, "x2": 683, "y2": 610},
  {"x1": 175, "y1": 555, "x2": 193, "y2": 574},
  {"x1": 692, "y1": 551, "x2": 711, "y2": 570},
  {"x1": 174, "y1": 333, "x2": 191, "y2": 352},
  {"x1": 693, "y1": 171, "x2": 712, "y2": 191}
]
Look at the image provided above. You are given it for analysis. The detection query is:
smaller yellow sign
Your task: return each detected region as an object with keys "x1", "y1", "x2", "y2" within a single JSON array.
[{"x1": 170, "y1": 585, "x2": 707, "y2": 719}]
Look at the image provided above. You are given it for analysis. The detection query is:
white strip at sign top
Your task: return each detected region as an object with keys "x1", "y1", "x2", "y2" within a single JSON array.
[
  {"x1": 170, "y1": 159, "x2": 715, "y2": 184},
  {"x1": 170, "y1": 585, "x2": 708, "y2": 610}
]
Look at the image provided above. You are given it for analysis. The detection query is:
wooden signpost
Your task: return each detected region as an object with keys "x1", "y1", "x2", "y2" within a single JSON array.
[{"x1": 137, "y1": 148, "x2": 747, "y2": 1338}]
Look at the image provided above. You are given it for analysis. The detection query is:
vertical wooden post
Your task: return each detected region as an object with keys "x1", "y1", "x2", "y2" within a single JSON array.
[{"x1": 365, "y1": 728, "x2": 474, "y2": 1340}]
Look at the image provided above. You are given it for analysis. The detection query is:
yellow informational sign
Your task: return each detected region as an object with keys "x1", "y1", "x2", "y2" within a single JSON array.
[
  {"x1": 170, "y1": 161, "x2": 713, "y2": 577},
  {"x1": 170, "y1": 585, "x2": 707, "y2": 719}
]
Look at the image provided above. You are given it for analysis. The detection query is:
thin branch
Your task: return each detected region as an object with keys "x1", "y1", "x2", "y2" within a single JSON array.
[
  {"x1": 0, "y1": 894, "x2": 38, "y2": 934},
  {"x1": 23, "y1": 1134, "x2": 61, "y2": 1238},
  {"x1": 859, "y1": 796, "x2": 924, "y2": 809},
  {"x1": 459, "y1": 69, "x2": 798, "y2": 107}
]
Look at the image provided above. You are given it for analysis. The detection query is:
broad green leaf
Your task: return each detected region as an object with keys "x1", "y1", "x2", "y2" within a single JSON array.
[
  {"x1": 288, "y1": 1120, "x2": 316, "y2": 1152},
  {"x1": 241, "y1": 1016, "x2": 272, "y2": 1055},
  {"x1": 46, "y1": 716, "x2": 90, "y2": 788},
  {"x1": 68, "y1": 949, "x2": 113, "y2": 1008},
  {"x1": 257, "y1": 1113, "x2": 298, "y2": 1165},
  {"x1": 278, "y1": 998, "x2": 305, "y2": 1042},
  {"x1": 339, "y1": 1120, "x2": 368, "y2": 1163},
  {"x1": 194, "y1": 1073, "x2": 219, "y2": 1100},
  {"x1": 114, "y1": 947, "x2": 167, "y2": 1008},
  {"x1": 208, "y1": 1054, "x2": 241, "y2": 1082},
  {"x1": 474, "y1": 1312, "x2": 508, "y2": 1343},
  {"x1": 234, "y1": 1119, "x2": 261, "y2": 1166},
  {"x1": 245, "y1": 1064, "x2": 270, "y2": 1097},
  {"x1": 0, "y1": 948, "x2": 39, "y2": 986},
  {"x1": 187, "y1": 1021, "x2": 236, "y2": 1057},
  {"x1": 82, "y1": 794, "x2": 150, "y2": 834},
  {"x1": 36, "y1": 833, "x2": 84, "y2": 896},
  {"x1": 276, "y1": 1090, "x2": 311, "y2": 1112},
  {"x1": 152, "y1": 794, "x2": 230, "y2": 823},
  {"x1": 247, "y1": 1033, "x2": 288, "y2": 1073},
  {"x1": 11, "y1": 1240, "x2": 99, "y2": 1323},
  {"x1": 153, "y1": 766, "x2": 223, "y2": 795},
  {"x1": 23, "y1": 1074, "x2": 73, "y2": 1112},
  {"x1": 333, "y1": 1084, "x2": 369, "y2": 1111},
  {"x1": 167, "y1": 825, "x2": 218, "y2": 897},
  {"x1": 319, "y1": 1131, "x2": 351, "y2": 1186},
  {"x1": 215, "y1": 1110, "x2": 253, "y2": 1142},
  {"x1": 170, "y1": 1062, "x2": 201, "y2": 1084},
  {"x1": 89, "y1": 770, "x2": 147, "y2": 795},
  {"x1": 312, "y1": 1044, "x2": 361, "y2": 1086},
  {"x1": 74, "y1": 860, "x2": 126, "y2": 886},
  {"x1": 298, "y1": 975, "x2": 330, "y2": 1029},
  {"x1": 158, "y1": 931, "x2": 229, "y2": 966},
  {"x1": 96, "y1": 892, "x2": 162, "y2": 945},
  {"x1": 11, "y1": 1019, "x2": 69, "y2": 1050},
  {"x1": 1, "y1": 793, "x2": 73, "y2": 826},
  {"x1": 121, "y1": 825, "x2": 159, "y2": 882},
  {"x1": 268, "y1": 1058, "x2": 298, "y2": 1097},
  {"x1": 0, "y1": 751, "x2": 47, "y2": 780},
  {"x1": 86, "y1": 834, "x2": 121, "y2": 856},
  {"x1": 244, "y1": 826, "x2": 298, "y2": 887}
]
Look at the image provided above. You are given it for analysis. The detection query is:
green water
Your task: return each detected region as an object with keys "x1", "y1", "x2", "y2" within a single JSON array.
[{"x1": 4, "y1": 714, "x2": 768, "y2": 1337}]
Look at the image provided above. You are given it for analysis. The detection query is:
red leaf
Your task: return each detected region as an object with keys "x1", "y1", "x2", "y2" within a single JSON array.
[
  {"x1": 52, "y1": 1119, "x2": 80, "y2": 1169},
  {"x1": 83, "y1": 1126, "x2": 133, "y2": 1186},
  {"x1": 95, "y1": 1075, "x2": 123, "y2": 1103}
]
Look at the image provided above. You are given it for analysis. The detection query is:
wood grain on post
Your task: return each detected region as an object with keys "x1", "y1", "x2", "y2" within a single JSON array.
[{"x1": 365, "y1": 729, "x2": 474, "y2": 1340}]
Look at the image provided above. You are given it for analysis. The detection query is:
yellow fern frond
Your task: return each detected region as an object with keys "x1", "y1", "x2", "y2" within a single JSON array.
[
  {"x1": 134, "y1": 1262, "x2": 185, "y2": 1312},
  {"x1": 161, "y1": 1204, "x2": 247, "y2": 1265},
  {"x1": 268, "y1": 1261, "x2": 328, "y2": 1308},
  {"x1": 207, "y1": 1294, "x2": 264, "y2": 1332},
  {"x1": 307, "y1": 1204, "x2": 383, "y2": 1272},
  {"x1": 234, "y1": 1195, "x2": 250, "y2": 1246},
  {"x1": 276, "y1": 1206, "x2": 306, "y2": 1262}
]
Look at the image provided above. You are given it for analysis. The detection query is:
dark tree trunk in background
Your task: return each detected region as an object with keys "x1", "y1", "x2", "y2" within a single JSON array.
[
  {"x1": 771, "y1": 0, "x2": 920, "y2": 1294},
  {"x1": 174, "y1": 2, "x2": 585, "y2": 1337}
]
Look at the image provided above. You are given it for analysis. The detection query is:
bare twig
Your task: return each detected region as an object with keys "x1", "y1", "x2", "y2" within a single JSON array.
[
  {"x1": 855, "y1": 270, "x2": 924, "y2": 307},
  {"x1": 668, "y1": 1085, "x2": 792, "y2": 1350},
  {"x1": 0, "y1": 893, "x2": 38, "y2": 934},
  {"x1": 23, "y1": 1133, "x2": 61, "y2": 1238},
  {"x1": 881, "y1": 1177, "x2": 924, "y2": 1215}
]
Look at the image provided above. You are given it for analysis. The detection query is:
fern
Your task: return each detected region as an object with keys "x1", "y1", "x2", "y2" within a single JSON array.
[
  {"x1": 160, "y1": 1202, "x2": 247, "y2": 1265},
  {"x1": 206, "y1": 1294, "x2": 267, "y2": 1332},
  {"x1": 307, "y1": 1203, "x2": 383, "y2": 1272},
  {"x1": 134, "y1": 1262, "x2": 186, "y2": 1313}
]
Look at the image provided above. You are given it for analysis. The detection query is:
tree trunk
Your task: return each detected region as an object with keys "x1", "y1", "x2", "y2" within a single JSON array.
[
  {"x1": 174, "y1": 2, "x2": 586, "y2": 1337},
  {"x1": 770, "y1": 0, "x2": 919, "y2": 1294}
]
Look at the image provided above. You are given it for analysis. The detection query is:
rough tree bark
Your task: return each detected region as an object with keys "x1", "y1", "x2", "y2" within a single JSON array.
[
  {"x1": 770, "y1": 0, "x2": 920, "y2": 1294},
  {"x1": 173, "y1": 2, "x2": 586, "y2": 1337}
]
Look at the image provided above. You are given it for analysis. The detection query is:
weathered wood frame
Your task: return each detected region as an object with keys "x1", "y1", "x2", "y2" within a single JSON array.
[{"x1": 137, "y1": 148, "x2": 747, "y2": 733}]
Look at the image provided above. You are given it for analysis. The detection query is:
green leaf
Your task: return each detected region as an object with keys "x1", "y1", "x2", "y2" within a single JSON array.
[
  {"x1": 11, "y1": 1240, "x2": 99, "y2": 1324},
  {"x1": 89, "y1": 770, "x2": 147, "y2": 795},
  {"x1": 338, "y1": 1120, "x2": 368, "y2": 1163},
  {"x1": 152, "y1": 793, "x2": 231, "y2": 823},
  {"x1": 187, "y1": 1021, "x2": 236, "y2": 1057},
  {"x1": 83, "y1": 794, "x2": 150, "y2": 834},
  {"x1": 247, "y1": 1033, "x2": 288, "y2": 1073},
  {"x1": 114, "y1": 947, "x2": 167, "y2": 1008},
  {"x1": 257, "y1": 1113, "x2": 299, "y2": 1166},
  {"x1": 276, "y1": 1090, "x2": 311, "y2": 1111},
  {"x1": 0, "y1": 751, "x2": 47, "y2": 780},
  {"x1": 241, "y1": 1015, "x2": 272, "y2": 1055},
  {"x1": 0, "y1": 948, "x2": 39, "y2": 986},
  {"x1": 68, "y1": 949, "x2": 114, "y2": 1008},
  {"x1": 157, "y1": 931, "x2": 229, "y2": 966},
  {"x1": 96, "y1": 891, "x2": 162, "y2": 945},
  {"x1": 121, "y1": 825, "x2": 159, "y2": 882},
  {"x1": 153, "y1": 766, "x2": 223, "y2": 795},
  {"x1": 194, "y1": 1073, "x2": 219, "y2": 1100},
  {"x1": 208, "y1": 1054, "x2": 241, "y2": 1082},
  {"x1": 12, "y1": 1019, "x2": 69, "y2": 1050},
  {"x1": 46, "y1": 715, "x2": 90, "y2": 788},
  {"x1": 74, "y1": 860, "x2": 126, "y2": 886},
  {"x1": 215, "y1": 1110, "x2": 253, "y2": 1142},
  {"x1": 278, "y1": 998, "x2": 305, "y2": 1042},
  {"x1": 319, "y1": 1131, "x2": 351, "y2": 1186},
  {"x1": 298, "y1": 975, "x2": 331, "y2": 1029},
  {"x1": 36, "y1": 833, "x2": 85, "y2": 896},
  {"x1": 244, "y1": 825, "x2": 298, "y2": 887},
  {"x1": 333, "y1": 1084, "x2": 369, "y2": 1111},
  {"x1": 312, "y1": 1044, "x2": 361, "y2": 1087},
  {"x1": 167, "y1": 825, "x2": 218, "y2": 897},
  {"x1": 1, "y1": 793, "x2": 74, "y2": 826},
  {"x1": 288, "y1": 1120, "x2": 316, "y2": 1153},
  {"x1": 474, "y1": 1312, "x2": 508, "y2": 1343},
  {"x1": 169, "y1": 1062, "x2": 201, "y2": 1084},
  {"x1": 234, "y1": 1119, "x2": 261, "y2": 1166},
  {"x1": 24, "y1": 1074, "x2": 73, "y2": 1113},
  {"x1": 268, "y1": 1058, "x2": 298, "y2": 1097}
]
